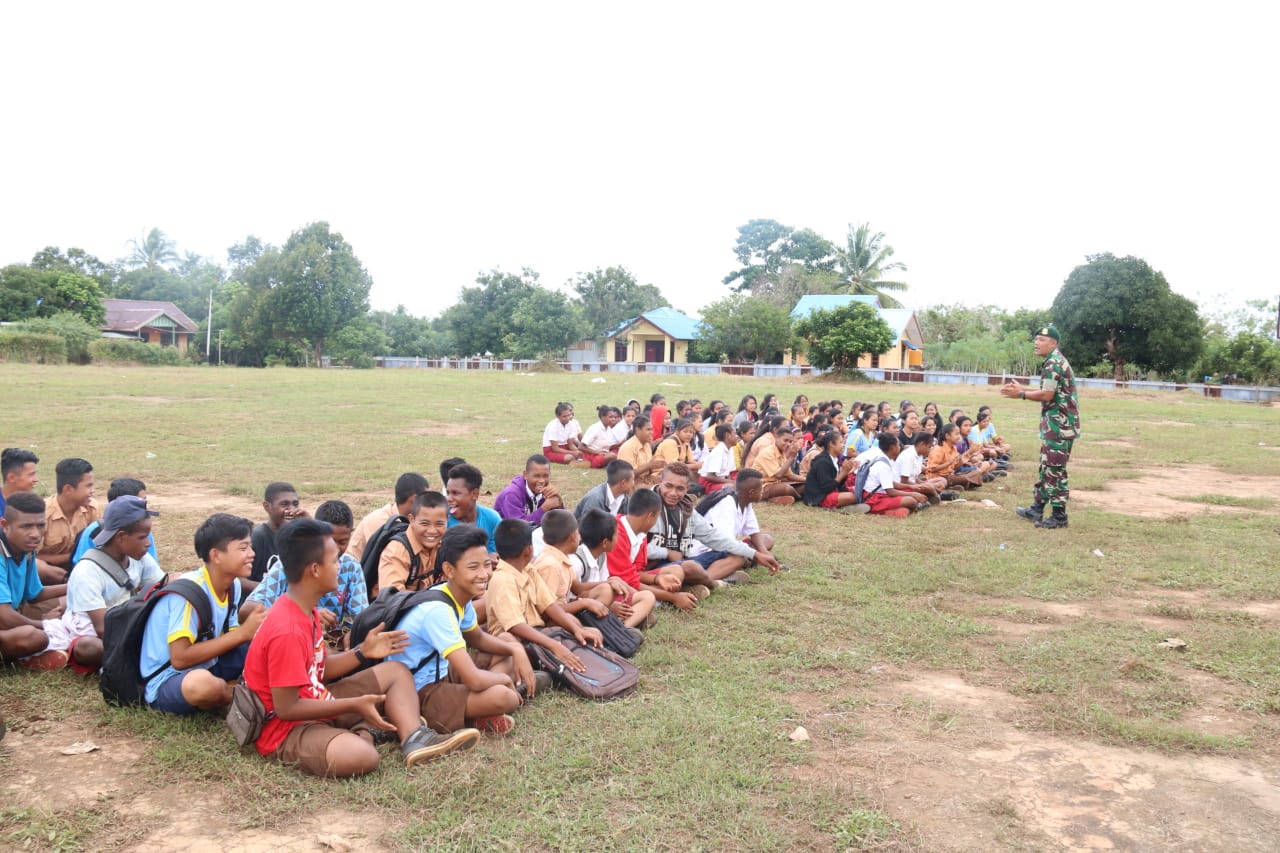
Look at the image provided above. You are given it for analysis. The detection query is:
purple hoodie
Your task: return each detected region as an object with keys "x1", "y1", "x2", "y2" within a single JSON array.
[{"x1": 493, "y1": 474, "x2": 545, "y2": 525}]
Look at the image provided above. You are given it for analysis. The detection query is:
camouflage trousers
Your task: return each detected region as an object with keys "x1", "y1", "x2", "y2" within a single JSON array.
[{"x1": 1034, "y1": 436, "x2": 1073, "y2": 508}]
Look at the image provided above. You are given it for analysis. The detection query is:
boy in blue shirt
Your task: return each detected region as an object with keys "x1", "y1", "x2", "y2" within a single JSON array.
[
  {"x1": 140, "y1": 513, "x2": 266, "y2": 714},
  {"x1": 445, "y1": 464, "x2": 502, "y2": 554},
  {"x1": 0, "y1": 492, "x2": 66, "y2": 667},
  {"x1": 389, "y1": 525, "x2": 540, "y2": 737}
]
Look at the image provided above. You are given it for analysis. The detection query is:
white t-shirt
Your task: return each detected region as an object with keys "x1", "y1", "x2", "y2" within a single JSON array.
[
  {"x1": 67, "y1": 551, "x2": 163, "y2": 615},
  {"x1": 581, "y1": 421, "x2": 614, "y2": 453},
  {"x1": 542, "y1": 418, "x2": 583, "y2": 447},
  {"x1": 862, "y1": 449, "x2": 897, "y2": 497},
  {"x1": 609, "y1": 421, "x2": 631, "y2": 446},
  {"x1": 570, "y1": 542, "x2": 609, "y2": 585},
  {"x1": 702, "y1": 443, "x2": 736, "y2": 479},
  {"x1": 687, "y1": 496, "x2": 760, "y2": 557},
  {"x1": 894, "y1": 446, "x2": 923, "y2": 482}
]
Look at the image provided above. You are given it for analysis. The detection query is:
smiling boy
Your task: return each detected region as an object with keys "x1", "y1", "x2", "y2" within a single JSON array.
[
  {"x1": 251, "y1": 482, "x2": 309, "y2": 582},
  {"x1": 140, "y1": 513, "x2": 266, "y2": 714},
  {"x1": 379, "y1": 492, "x2": 450, "y2": 593},
  {"x1": 39, "y1": 458, "x2": 98, "y2": 584},
  {"x1": 444, "y1": 464, "x2": 501, "y2": 553}
]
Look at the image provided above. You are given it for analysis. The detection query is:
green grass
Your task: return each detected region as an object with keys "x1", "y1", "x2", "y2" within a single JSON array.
[
  {"x1": 2, "y1": 364, "x2": 1280, "y2": 850},
  {"x1": 1177, "y1": 493, "x2": 1276, "y2": 508}
]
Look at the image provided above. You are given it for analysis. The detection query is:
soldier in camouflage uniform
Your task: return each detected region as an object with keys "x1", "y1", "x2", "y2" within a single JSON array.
[{"x1": 1001, "y1": 324, "x2": 1079, "y2": 529}]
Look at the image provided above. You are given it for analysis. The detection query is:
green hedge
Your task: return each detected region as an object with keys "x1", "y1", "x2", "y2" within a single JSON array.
[
  {"x1": 13, "y1": 313, "x2": 99, "y2": 363},
  {"x1": 0, "y1": 331, "x2": 68, "y2": 364},
  {"x1": 89, "y1": 339, "x2": 183, "y2": 366}
]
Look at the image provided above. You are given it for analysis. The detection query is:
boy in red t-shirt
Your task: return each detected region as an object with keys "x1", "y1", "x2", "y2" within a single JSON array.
[
  {"x1": 606, "y1": 488, "x2": 691, "y2": 614},
  {"x1": 242, "y1": 519, "x2": 479, "y2": 777}
]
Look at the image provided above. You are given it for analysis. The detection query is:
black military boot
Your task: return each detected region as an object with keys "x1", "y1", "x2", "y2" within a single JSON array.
[
  {"x1": 1015, "y1": 502, "x2": 1044, "y2": 522},
  {"x1": 1036, "y1": 506, "x2": 1068, "y2": 529}
]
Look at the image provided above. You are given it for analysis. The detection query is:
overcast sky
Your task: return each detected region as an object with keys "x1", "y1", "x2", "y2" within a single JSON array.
[{"x1": 3, "y1": 2, "x2": 1276, "y2": 322}]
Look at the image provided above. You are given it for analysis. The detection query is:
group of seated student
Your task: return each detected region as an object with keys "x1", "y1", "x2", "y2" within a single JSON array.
[{"x1": 1, "y1": 438, "x2": 790, "y2": 778}]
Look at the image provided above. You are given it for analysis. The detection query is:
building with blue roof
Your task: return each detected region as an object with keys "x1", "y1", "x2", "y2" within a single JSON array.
[
  {"x1": 591, "y1": 306, "x2": 703, "y2": 363},
  {"x1": 788, "y1": 295, "x2": 925, "y2": 370}
]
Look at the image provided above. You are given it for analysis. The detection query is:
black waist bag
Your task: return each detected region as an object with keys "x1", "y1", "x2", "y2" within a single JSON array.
[
  {"x1": 575, "y1": 608, "x2": 642, "y2": 658},
  {"x1": 524, "y1": 627, "x2": 639, "y2": 700}
]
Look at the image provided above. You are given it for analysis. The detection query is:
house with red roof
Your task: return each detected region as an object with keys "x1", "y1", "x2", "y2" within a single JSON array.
[{"x1": 101, "y1": 299, "x2": 199, "y2": 353}]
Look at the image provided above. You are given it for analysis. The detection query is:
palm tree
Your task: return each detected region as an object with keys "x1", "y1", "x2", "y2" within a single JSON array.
[
  {"x1": 127, "y1": 227, "x2": 180, "y2": 270},
  {"x1": 834, "y1": 222, "x2": 908, "y2": 308}
]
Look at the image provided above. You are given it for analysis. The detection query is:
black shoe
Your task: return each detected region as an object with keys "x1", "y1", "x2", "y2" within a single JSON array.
[
  {"x1": 1036, "y1": 508, "x2": 1069, "y2": 529},
  {"x1": 516, "y1": 670, "x2": 553, "y2": 701},
  {"x1": 940, "y1": 490, "x2": 960, "y2": 501},
  {"x1": 1015, "y1": 504, "x2": 1044, "y2": 522},
  {"x1": 982, "y1": 473, "x2": 996, "y2": 483}
]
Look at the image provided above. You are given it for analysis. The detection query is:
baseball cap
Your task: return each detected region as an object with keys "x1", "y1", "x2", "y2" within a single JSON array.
[{"x1": 92, "y1": 495, "x2": 159, "y2": 546}]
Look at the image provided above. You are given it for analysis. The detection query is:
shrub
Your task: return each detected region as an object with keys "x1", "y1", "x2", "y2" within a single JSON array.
[
  {"x1": 12, "y1": 313, "x2": 99, "y2": 363},
  {"x1": 0, "y1": 331, "x2": 67, "y2": 364},
  {"x1": 88, "y1": 339, "x2": 183, "y2": 366}
]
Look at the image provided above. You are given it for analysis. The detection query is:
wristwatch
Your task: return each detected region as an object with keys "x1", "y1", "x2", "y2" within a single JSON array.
[{"x1": 1020, "y1": 391, "x2": 1026, "y2": 400}]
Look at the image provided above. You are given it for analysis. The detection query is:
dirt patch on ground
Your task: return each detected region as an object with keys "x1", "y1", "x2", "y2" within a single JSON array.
[
  {"x1": 1073, "y1": 464, "x2": 1280, "y2": 518},
  {"x1": 92, "y1": 395, "x2": 216, "y2": 404},
  {"x1": 791, "y1": 668, "x2": 1280, "y2": 851}
]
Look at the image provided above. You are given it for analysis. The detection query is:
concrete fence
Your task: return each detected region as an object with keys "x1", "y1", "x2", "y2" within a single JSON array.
[{"x1": 372, "y1": 357, "x2": 1280, "y2": 403}]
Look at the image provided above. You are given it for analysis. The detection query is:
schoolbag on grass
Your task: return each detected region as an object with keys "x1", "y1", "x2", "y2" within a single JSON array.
[
  {"x1": 852, "y1": 456, "x2": 891, "y2": 505},
  {"x1": 349, "y1": 587, "x2": 454, "y2": 680},
  {"x1": 359, "y1": 514, "x2": 428, "y2": 594},
  {"x1": 575, "y1": 608, "x2": 642, "y2": 658},
  {"x1": 99, "y1": 577, "x2": 233, "y2": 707},
  {"x1": 524, "y1": 627, "x2": 639, "y2": 700}
]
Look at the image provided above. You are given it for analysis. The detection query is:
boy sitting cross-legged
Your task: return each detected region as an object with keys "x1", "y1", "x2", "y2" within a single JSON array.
[
  {"x1": 388, "y1": 524, "x2": 542, "y2": 738},
  {"x1": 243, "y1": 519, "x2": 479, "y2": 776},
  {"x1": 140, "y1": 513, "x2": 265, "y2": 714},
  {"x1": 485, "y1": 519, "x2": 603, "y2": 676},
  {"x1": 570, "y1": 509, "x2": 656, "y2": 630},
  {"x1": 607, "y1": 487, "x2": 695, "y2": 612}
]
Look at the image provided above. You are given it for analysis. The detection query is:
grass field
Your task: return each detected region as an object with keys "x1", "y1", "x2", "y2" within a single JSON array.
[{"x1": 2, "y1": 364, "x2": 1279, "y2": 852}]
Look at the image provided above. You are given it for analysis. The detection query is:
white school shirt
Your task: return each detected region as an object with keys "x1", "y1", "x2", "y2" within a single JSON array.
[
  {"x1": 542, "y1": 418, "x2": 583, "y2": 447},
  {"x1": 894, "y1": 446, "x2": 923, "y2": 482},
  {"x1": 862, "y1": 448, "x2": 898, "y2": 496},
  {"x1": 702, "y1": 442, "x2": 736, "y2": 479},
  {"x1": 581, "y1": 421, "x2": 614, "y2": 453},
  {"x1": 687, "y1": 496, "x2": 760, "y2": 558}
]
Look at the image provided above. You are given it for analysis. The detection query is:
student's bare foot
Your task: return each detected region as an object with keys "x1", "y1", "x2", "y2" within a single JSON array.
[
  {"x1": 472, "y1": 714, "x2": 515, "y2": 736},
  {"x1": 687, "y1": 584, "x2": 712, "y2": 600},
  {"x1": 402, "y1": 726, "x2": 480, "y2": 766}
]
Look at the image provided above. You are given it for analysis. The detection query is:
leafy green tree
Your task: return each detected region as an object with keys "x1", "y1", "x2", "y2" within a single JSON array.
[
  {"x1": 329, "y1": 314, "x2": 391, "y2": 367},
  {"x1": 255, "y1": 222, "x2": 373, "y2": 367},
  {"x1": 696, "y1": 295, "x2": 794, "y2": 363},
  {"x1": 570, "y1": 266, "x2": 667, "y2": 334},
  {"x1": 1000, "y1": 306, "x2": 1055, "y2": 339},
  {"x1": 793, "y1": 302, "x2": 894, "y2": 371},
  {"x1": 13, "y1": 313, "x2": 100, "y2": 363},
  {"x1": 504, "y1": 288, "x2": 586, "y2": 358},
  {"x1": 722, "y1": 220, "x2": 838, "y2": 294},
  {"x1": 373, "y1": 306, "x2": 452, "y2": 357},
  {"x1": 833, "y1": 222, "x2": 908, "y2": 308},
  {"x1": 1198, "y1": 331, "x2": 1280, "y2": 384},
  {"x1": 1052, "y1": 253, "x2": 1204, "y2": 380},
  {"x1": 0, "y1": 265, "x2": 106, "y2": 324},
  {"x1": 441, "y1": 268, "x2": 541, "y2": 357},
  {"x1": 29, "y1": 247, "x2": 115, "y2": 291},
  {"x1": 126, "y1": 227, "x2": 180, "y2": 270},
  {"x1": 918, "y1": 304, "x2": 1004, "y2": 344}
]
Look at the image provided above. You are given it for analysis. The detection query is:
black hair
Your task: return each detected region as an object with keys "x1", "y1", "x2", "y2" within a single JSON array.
[
  {"x1": 540, "y1": 509, "x2": 578, "y2": 548},
  {"x1": 555, "y1": 401, "x2": 574, "y2": 416},
  {"x1": 412, "y1": 491, "x2": 449, "y2": 515},
  {"x1": 606, "y1": 460, "x2": 634, "y2": 486},
  {"x1": 913, "y1": 431, "x2": 935, "y2": 446},
  {"x1": 627, "y1": 414, "x2": 651, "y2": 441},
  {"x1": 937, "y1": 423, "x2": 958, "y2": 442},
  {"x1": 858, "y1": 410, "x2": 879, "y2": 429},
  {"x1": 649, "y1": 393, "x2": 665, "y2": 405},
  {"x1": 439, "y1": 523, "x2": 489, "y2": 568},
  {"x1": 55, "y1": 458, "x2": 92, "y2": 494},
  {"x1": 446, "y1": 463, "x2": 483, "y2": 492},
  {"x1": 315, "y1": 500, "x2": 354, "y2": 528},
  {"x1": 525, "y1": 454, "x2": 550, "y2": 470},
  {"x1": 394, "y1": 472, "x2": 430, "y2": 505},
  {"x1": 736, "y1": 467, "x2": 763, "y2": 486},
  {"x1": 739, "y1": 414, "x2": 782, "y2": 463},
  {"x1": 949, "y1": 408, "x2": 965, "y2": 422},
  {"x1": 627, "y1": 487, "x2": 661, "y2": 516},
  {"x1": 193, "y1": 513, "x2": 253, "y2": 562},
  {"x1": 878, "y1": 401, "x2": 892, "y2": 413},
  {"x1": 1, "y1": 448, "x2": 38, "y2": 480},
  {"x1": 714, "y1": 423, "x2": 733, "y2": 442},
  {"x1": 107, "y1": 477, "x2": 147, "y2": 502},
  {"x1": 714, "y1": 409, "x2": 732, "y2": 425},
  {"x1": 439, "y1": 458, "x2": 467, "y2": 485},
  {"x1": 4, "y1": 491, "x2": 45, "y2": 518},
  {"x1": 263, "y1": 481, "x2": 296, "y2": 503},
  {"x1": 494, "y1": 518, "x2": 533, "y2": 560},
  {"x1": 578, "y1": 509, "x2": 616, "y2": 550},
  {"x1": 707, "y1": 399, "x2": 725, "y2": 413},
  {"x1": 596, "y1": 404, "x2": 616, "y2": 420},
  {"x1": 276, "y1": 518, "x2": 334, "y2": 583},
  {"x1": 815, "y1": 431, "x2": 844, "y2": 451},
  {"x1": 675, "y1": 400, "x2": 690, "y2": 414},
  {"x1": 878, "y1": 432, "x2": 899, "y2": 450},
  {"x1": 956, "y1": 415, "x2": 973, "y2": 429},
  {"x1": 670, "y1": 417, "x2": 694, "y2": 435},
  {"x1": 736, "y1": 394, "x2": 756, "y2": 413}
]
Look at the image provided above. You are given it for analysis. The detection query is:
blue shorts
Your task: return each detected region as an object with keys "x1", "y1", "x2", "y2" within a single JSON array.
[
  {"x1": 690, "y1": 550, "x2": 731, "y2": 569},
  {"x1": 149, "y1": 645, "x2": 248, "y2": 715}
]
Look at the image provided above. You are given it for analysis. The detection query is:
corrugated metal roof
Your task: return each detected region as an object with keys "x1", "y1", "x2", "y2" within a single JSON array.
[
  {"x1": 101, "y1": 299, "x2": 198, "y2": 333},
  {"x1": 608, "y1": 306, "x2": 703, "y2": 341}
]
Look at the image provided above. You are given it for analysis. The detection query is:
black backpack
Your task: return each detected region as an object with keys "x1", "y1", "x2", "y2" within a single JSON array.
[
  {"x1": 359, "y1": 515, "x2": 432, "y2": 594},
  {"x1": 694, "y1": 487, "x2": 738, "y2": 517},
  {"x1": 852, "y1": 456, "x2": 891, "y2": 505},
  {"x1": 349, "y1": 587, "x2": 455, "y2": 682},
  {"x1": 99, "y1": 577, "x2": 235, "y2": 707}
]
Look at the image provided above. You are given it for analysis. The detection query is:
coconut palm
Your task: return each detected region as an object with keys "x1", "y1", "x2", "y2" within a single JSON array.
[
  {"x1": 834, "y1": 222, "x2": 908, "y2": 308},
  {"x1": 127, "y1": 227, "x2": 180, "y2": 270}
]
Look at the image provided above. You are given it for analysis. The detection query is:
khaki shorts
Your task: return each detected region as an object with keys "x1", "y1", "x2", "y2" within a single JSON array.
[
  {"x1": 269, "y1": 668, "x2": 384, "y2": 777},
  {"x1": 417, "y1": 649, "x2": 501, "y2": 732}
]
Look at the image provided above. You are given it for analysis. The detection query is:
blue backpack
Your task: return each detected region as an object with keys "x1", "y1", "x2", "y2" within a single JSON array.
[{"x1": 852, "y1": 457, "x2": 891, "y2": 505}]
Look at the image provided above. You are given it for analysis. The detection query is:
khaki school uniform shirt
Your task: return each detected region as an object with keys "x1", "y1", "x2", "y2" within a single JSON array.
[
  {"x1": 755, "y1": 444, "x2": 790, "y2": 484},
  {"x1": 653, "y1": 438, "x2": 692, "y2": 465},
  {"x1": 743, "y1": 433, "x2": 775, "y2": 470},
  {"x1": 377, "y1": 524, "x2": 439, "y2": 593},
  {"x1": 346, "y1": 501, "x2": 396, "y2": 562},
  {"x1": 42, "y1": 497, "x2": 98, "y2": 560},
  {"x1": 486, "y1": 559, "x2": 556, "y2": 634},
  {"x1": 529, "y1": 543, "x2": 574, "y2": 604},
  {"x1": 618, "y1": 436, "x2": 657, "y2": 485}
]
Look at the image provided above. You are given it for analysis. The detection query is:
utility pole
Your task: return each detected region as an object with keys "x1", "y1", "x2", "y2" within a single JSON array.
[
  {"x1": 218, "y1": 329, "x2": 223, "y2": 366},
  {"x1": 206, "y1": 290, "x2": 213, "y2": 357}
]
